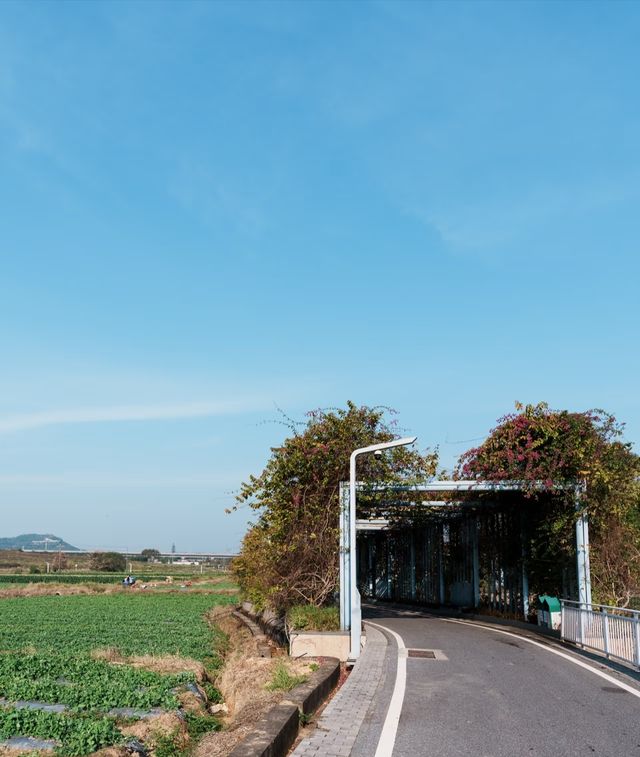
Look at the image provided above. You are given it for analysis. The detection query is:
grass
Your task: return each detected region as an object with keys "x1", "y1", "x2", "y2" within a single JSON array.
[
  {"x1": 286, "y1": 604, "x2": 340, "y2": 632},
  {"x1": 265, "y1": 661, "x2": 308, "y2": 692}
]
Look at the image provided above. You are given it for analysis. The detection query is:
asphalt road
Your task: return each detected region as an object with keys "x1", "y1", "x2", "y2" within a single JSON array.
[{"x1": 356, "y1": 607, "x2": 640, "y2": 757}]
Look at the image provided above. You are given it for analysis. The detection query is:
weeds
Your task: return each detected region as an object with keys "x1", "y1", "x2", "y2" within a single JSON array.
[
  {"x1": 265, "y1": 661, "x2": 308, "y2": 692},
  {"x1": 286, "y1": 605, "x2": 340, "y2": 632}
]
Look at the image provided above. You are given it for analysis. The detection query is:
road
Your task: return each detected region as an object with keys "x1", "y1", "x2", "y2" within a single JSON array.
[{"x1": 353, "y1": 606, "x2": 640, "y2": 757}]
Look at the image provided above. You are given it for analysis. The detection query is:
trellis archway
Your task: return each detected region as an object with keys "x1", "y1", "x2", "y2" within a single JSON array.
[{"x1": 339, "y1": 480, "x2": 589, "y2": 655}]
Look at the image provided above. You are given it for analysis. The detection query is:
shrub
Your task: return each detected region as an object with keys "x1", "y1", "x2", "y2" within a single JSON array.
[
  {"x1": 286, "y1": 605, "x2": 340, "y2": 632},
  {"x1": 90, "y1": 552, "x2": 126, "y2": 572},
  {"x1": 232, "y1": 403, "x2": 437, "y2": 611}
]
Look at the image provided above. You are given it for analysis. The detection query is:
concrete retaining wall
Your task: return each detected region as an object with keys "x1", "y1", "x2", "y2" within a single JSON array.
[{"x1": 228, "y1": 657, "x2": 340, "y2": 757}]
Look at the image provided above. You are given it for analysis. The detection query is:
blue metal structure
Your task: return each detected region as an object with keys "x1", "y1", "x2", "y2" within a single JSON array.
[{"x1": 340, "y1": 480, "x2": 590, "y2": 655}]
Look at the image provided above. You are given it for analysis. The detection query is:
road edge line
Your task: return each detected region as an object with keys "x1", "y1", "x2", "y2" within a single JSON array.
[
  {"x1": 366, "y1": 620, "x2": 407, "y2": 757},
  {"x1": 441, "y1": 617, "x2": 640, "y2": 700}
]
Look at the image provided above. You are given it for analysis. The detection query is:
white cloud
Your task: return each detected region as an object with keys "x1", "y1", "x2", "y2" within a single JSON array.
[
  {"x1": 0, "y1": 399, "x2": 266, "y2": 434},
  {"x1": 0, "y1": 472, "x2": 242, "y2": 488}
]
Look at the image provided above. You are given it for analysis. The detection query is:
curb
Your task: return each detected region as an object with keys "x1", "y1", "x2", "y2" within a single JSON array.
[
  {"x1": 228, "y1": 657, "x2": 341, "y2": 757},
  {"x1": 241, "y1": 602, "x2": 288, "y2": 647},
  {"x1": 232, "y1": 610, "x2": 272, "y2": 658}
]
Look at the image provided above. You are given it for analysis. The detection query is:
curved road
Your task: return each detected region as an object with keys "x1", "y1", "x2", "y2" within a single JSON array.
[{"x1": 351, "y1": 607, "x2": 640, "y2": 757}]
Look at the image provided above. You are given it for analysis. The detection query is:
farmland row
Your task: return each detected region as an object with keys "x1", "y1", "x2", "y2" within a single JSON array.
[{"x1": 0, "y1": 592, "x2": 233, "y2": 754}]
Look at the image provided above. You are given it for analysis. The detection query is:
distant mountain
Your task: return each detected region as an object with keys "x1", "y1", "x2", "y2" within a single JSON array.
[{"x1": 0, "y1": 533, "x2": 80, "y2": 552}]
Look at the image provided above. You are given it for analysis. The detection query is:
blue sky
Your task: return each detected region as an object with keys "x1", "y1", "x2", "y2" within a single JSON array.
[{"x1": 1, "y1": 0, "x2": 639, "y2": 553}]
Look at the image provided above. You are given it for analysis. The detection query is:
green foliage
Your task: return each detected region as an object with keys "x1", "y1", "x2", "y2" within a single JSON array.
[
  {"x1": 201, "y1": 682, "x2": 222, "y2": 703},
  {"x1": 0, "y1": 593, "x2": 234, "y2": 660},
  {"x1": 141, "y1": 548, "x2": 161, "y2": 562},
  {"x1": 0, "y1": 574, "x2": 120, "y2": 585},
  {"x1": 459, "y1": 402, "x2": 640, "y2": 605},
  {"x1": 90, "y1": 552, "x2": 126, "y2": 572},
  {"x1": 0, "y1": 707, "x2": 122, "y2": 756},
  {"x1": 0, "y1": 591, "x2": 232, "y2": 755},
  {"x1": 184, "y1": 711, "x2": 221, "y2": 737},
  {"x1": 0, "y1": 653, "x2": 188, "y2": 711},
  {"x1": 265, "y1": 661, "x2": 308, "y2": 692},
  {"x1": 286, "y1": 605, "x2": 340, "y2": 632},
  {"x1": 153, "y1": 728, "x2": 186, "y2": 757},
  {"x1": 233, "y1": 403, "x2": 437, "y2": 611}
]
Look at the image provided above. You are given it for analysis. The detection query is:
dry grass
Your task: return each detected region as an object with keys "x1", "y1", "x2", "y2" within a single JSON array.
[
  {"x1": 119, "y1": 711, "x2": 184, "y2": 742},
  {"x1": 0, "y1": 583, "x2": 238, "y2": 600},
  {"x1": 194, "y1": 611, "x2": 314, "y2": 757},
  {"x1": 90, "y1": 648, "x2": 207, "y2": 680},
  {"x1": 0, "y1": 583, "x2": 117, "y2": 599}
]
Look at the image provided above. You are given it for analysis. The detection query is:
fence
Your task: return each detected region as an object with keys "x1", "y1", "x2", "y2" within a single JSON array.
[
  {"x1": 561, "y1": 599, "x2": 640, "y2": 670},
  {"x1": 357, "y1": 507, "x2": 531, "y2": 616}
]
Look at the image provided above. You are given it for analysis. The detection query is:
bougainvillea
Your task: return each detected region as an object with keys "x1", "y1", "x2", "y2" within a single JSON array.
[{"x1": 459, "y1": 402, "x2": 640, "y2": 605}]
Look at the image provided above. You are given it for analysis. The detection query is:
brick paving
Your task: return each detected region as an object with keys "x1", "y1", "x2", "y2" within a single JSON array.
[{"x1": 291, "y1": 625, "x2": 389, "y2": 757}]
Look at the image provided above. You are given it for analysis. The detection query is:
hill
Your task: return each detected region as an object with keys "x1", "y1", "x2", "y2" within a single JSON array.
[{"x1": 0, "y1": 534, "x2": 80, "y2": 552}]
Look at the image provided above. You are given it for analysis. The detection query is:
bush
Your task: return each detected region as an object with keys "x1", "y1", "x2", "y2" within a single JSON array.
[
  {"x1": 90, "y1": 552, "x2": 126, "y2": 572},
  {"x1": 232, "y1": 403, "x2": 436, "y2": 611},
  {"x1": 286, "y1": 604, "x2": 340, "y2": 632}
]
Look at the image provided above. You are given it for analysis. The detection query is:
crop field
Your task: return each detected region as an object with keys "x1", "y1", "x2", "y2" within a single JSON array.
[
  {"x1": 0, "y1": 591, "x2": 235, "y2": 755},
  {"x1": 0, "y1": 573, "x2": 233, "y2": 586}
]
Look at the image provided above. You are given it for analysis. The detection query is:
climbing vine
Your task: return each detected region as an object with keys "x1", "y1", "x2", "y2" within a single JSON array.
[
  {"x1": 458, "y1": 402, "x2": 640, "y2": 605},
  {"x1": 231, "y1": 403, "x2": 438, "y2": 611}
]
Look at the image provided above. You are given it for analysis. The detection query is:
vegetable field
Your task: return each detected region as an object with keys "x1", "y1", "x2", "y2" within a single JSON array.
[{"x1": 0, "y1": 591, "x2": 234, "y2": 754}]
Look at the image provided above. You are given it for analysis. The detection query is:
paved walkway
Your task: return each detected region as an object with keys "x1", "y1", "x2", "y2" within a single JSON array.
[{"x1": 291, "y1": 625, "x2": 388, "y2": 757}]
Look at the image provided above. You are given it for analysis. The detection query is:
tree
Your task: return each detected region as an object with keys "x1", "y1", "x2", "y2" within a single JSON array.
[
  {"x1": 232, "y1": 403, "x2": 438, "y2": 611},
  {"x1": 140, "y1": 548, "x2": 161, "y2": 562},
  {"x1": 458, "y1": 402, "x2": 640, "y2": 605},
  {"x1": 91, "y1": 551, "x2": 126, "y2": 572}
]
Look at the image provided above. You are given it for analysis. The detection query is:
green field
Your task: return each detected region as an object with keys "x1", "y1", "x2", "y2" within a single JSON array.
[{"x1": 0, "y1": 592, "x2": 234, "y2": 755}]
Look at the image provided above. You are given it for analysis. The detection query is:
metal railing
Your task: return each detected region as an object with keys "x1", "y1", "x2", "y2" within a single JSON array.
[{"x1": 561, "y1": 599, "x2": 640, "y2": 670}]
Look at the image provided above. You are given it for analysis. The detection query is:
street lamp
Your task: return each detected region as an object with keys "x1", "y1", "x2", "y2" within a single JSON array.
[{"x1": 348, "y1": 436, "x2": 417, "y2": 659}]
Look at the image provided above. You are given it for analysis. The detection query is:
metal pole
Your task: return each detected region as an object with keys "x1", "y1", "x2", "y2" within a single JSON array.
[
  {"x1": 575, "y1": 483, "x2": 592, "y2": 608},
  {"x1": 472, "y1": 516, "x2": 480, "y2": 609},
  {"x1": 520, "y1": 510, "x2": 529, "y2": 619},
  {"x1": 410, "y1": 534, "x2": 416, "y2": 601},
  {"x1": 339, "y1": 482, "x2": 349, "y2": 631},
  {"x1": 368, "y1": 538, "x2": 375, "y2": 597},
  {"x1": 438, "y1": 525, "x2": 445, "y2": 605},
  {"x1": 348, "y1": 436, "x2": 417, "y2": 660},
  {"x1": 349, "y1": 449, "x2": 360, "y2": 659}
]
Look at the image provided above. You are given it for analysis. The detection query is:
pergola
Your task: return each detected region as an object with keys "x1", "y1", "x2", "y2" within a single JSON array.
[{"x1": 339, "y1": 479, "x2": 590, "y2": 661}]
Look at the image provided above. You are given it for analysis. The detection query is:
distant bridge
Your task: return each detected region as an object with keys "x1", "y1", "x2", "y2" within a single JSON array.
[{"x1": 21, "y1": 548, "x2": 236, "y2": 565}]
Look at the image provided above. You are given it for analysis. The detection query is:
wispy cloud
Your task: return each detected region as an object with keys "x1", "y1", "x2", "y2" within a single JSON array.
[
  {"x1": 0, "y1": 472, "x2": 242, "y2": 488},
  {"x1": 0, "y1": 399, "x2": 266, "y2": 434}
]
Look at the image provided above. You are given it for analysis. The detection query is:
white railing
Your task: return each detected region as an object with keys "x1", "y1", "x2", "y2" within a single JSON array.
[{"x1": 561, "y1": 599, "x2": 640, "y2": 670}]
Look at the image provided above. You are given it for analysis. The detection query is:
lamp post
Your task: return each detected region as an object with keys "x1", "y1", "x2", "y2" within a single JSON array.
[{"x1": 348, "y1": 436, "x2": 417, "y2": 660}]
